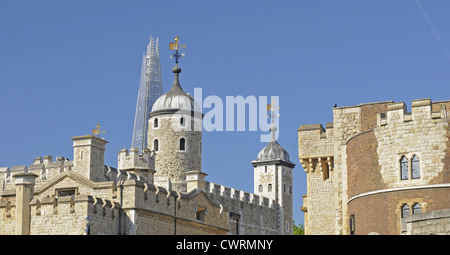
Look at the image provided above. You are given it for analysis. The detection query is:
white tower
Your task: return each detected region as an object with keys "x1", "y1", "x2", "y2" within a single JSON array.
[{"x1": 251, "y1": 102, "x2": 295, "y2": 235}]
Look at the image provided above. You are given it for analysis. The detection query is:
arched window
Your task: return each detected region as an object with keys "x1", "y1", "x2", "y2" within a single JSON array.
[
  {"x1": 411, "y1": 155, "x2": 420, "y2": 179},
  {"x1": 154, "y1": 118, "x2": 159, "y2": 128},
  {"x1": 258, "y1": 185, "x2": 263, "y2": 193},
  {"x1": 412, "y1": 203, "x2": 422, "y2": 214},
  {"x1": 153, "y1": 139, "x2": 159, "y2": 151},
  {"x1": 268, "y1": 183, "x2": 272, "y2": 192},
  {"x1": 289, "y1": 185, "x2": 292, "y2": 194},
  {"x1": 180, "y1": 117, "x2": 185, "y2": 126},
  {"x1": 400, "y1": 156, "x2": 409, "y2": 180},
  {"x1": 180, "y1": 138, "x2": 186, "y2": 151},
  {"x1": 401, "y1": 204, "x2": 410, "y2": 218}
]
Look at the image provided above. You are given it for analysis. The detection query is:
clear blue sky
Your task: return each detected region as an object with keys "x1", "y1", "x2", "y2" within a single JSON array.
[{"x1": 1, "y1": 0, "x2": 450, "y2": 226}]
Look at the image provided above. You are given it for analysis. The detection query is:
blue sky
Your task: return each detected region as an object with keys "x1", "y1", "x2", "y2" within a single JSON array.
[{"x1": 1, "y1": 1, "x2": 450, "y2": 226}]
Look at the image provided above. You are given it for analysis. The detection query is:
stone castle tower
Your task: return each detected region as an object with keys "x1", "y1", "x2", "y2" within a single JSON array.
[
  {"x1": 251, "y1": 110, "x2": 295, "y2": 234},
  {"x1": 148, "y1": 64, "x2": 203, "y2": 192}
]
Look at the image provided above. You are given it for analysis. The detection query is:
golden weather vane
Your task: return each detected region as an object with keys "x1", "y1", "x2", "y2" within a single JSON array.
[
  {"x1": 169, "y1": 35, "x2": 186, "y2": 64},
  {"x1": 92, "y1": 123, "x2": 106, "y2": 138},
  {"x1": 267, "y1": 100, "x2": 280, "y2": 119}
]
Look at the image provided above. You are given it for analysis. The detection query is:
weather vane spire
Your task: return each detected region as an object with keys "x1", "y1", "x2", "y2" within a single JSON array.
[
  {"x1": 169, "y1": 35, "x2": 186, "y2": 64},
  {"x1": 92, "y1": 123, "x2": 106, "y2": 138},
  {"x1": 267, "y1": 100, "x2": 280, "y2": 142}
]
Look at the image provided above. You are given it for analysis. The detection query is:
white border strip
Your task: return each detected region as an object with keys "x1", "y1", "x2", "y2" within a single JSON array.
[{"x1": 347, "y1": 183, "x2": 450, "y2": 204}]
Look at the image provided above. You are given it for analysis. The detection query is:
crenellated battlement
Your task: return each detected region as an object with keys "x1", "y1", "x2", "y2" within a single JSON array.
[
  {"x1": 377, "y1": 98, "x2": 448, "y2": 126},
  {"x1": 203, "y1": 181, "x2": 275, "y2": 209},
  {"x1": 117, "y1": 148, "x2": 154, "y2": 171},
  {"x1": 0, "y1": 156, "x2": 73, "y2": 191},
  {"x1": 117, "y1": 148, "x2": 155, "y2": 183},
  {"x1": 297, "y1": 124, "x2": 334, "y2": 173}
]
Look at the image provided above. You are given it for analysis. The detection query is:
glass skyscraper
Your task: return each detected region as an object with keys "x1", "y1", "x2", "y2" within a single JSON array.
[{"x1": 131, "y1": 36, "x2": 163, "y2": 151}]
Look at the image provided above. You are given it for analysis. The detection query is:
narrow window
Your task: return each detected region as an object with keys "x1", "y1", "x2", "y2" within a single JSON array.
[
  {"x1": 401, "y1": 204, "x2": 410, "y2": 218},
  {"x1": 258, "y1": 185, "x2": 263, "y2": 193},
  {"x1": 349, "y1": 215, "x2": 356, "y2": 235},
  {"x1": 323, "y1": 163, "x2": 329, "y2": 180},
  {"x1": 400, "y1": 156, "x2": 409, "y2": 180},
  {"x1": 283, "y1": 183, "x2": 286, "y2": 193},
  {"x1": 180, "y1": 138, "x2": 186, "y2": 151},
  {"x1": 268, "y1": 183, "x2": 272, "y2": 192},
  {"x1": 412, "y1": 203, "x2": 422, "y2": 214},
  {"x1": 154, "y1": 118, "x2": 158, "y2": 128},
  {"x1": 411, "y1": 155, "x2": 420, "y2": 179},
  {"x1": 180, "y1": 117, "x2": 185, "y2": 126},
  {"x1": 153, "y1": 139, "x2": 159, "y2": 151},
  {"x1": 289, "y1": 185, "x2": 292, "y2": 194}
]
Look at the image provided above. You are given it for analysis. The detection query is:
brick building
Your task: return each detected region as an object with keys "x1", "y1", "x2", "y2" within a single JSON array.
[{"x1": 298, "y1": 98, "x2": 450, "y2": 235}]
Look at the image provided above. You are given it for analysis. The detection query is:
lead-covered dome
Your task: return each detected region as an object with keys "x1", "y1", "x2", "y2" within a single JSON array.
[
  {"x1": 255, "y1": 140, "x2": 292, "y2": 162},
  {"x1": 151, "y1": 65, "x2": 200, "y2": 113},
  {"x1": 251, "y1": 125, "x2": 295, "y2": 168}
]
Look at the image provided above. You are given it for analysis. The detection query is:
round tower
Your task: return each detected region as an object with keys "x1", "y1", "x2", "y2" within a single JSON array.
[{"x1": 148, "y1": 64, "x2": 202, "y2": 192}]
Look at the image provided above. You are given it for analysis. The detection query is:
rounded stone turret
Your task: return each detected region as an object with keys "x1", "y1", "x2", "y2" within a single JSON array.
[{"x1": 148, "y1": 65, "x2": 203, "y2": 192}]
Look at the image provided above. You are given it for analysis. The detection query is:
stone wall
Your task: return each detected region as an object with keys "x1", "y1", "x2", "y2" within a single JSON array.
[
  {"x1": 298, "y1": 99, "x2": 450, "y2": 235},
  {"x1": 403, "y1": 209, "x2": 450, "y2": 235},
  {"x1": 374, "y1": 99, "x2": 449, "y2": 188},
  {"x1": 203, "y1": 181, "x2": 278, "y2": 235},
  {"x1": 148, "y1": 114, "x2": 202, "y2": 192}
]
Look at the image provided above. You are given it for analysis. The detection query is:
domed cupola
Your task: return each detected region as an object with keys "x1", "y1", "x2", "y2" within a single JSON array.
[
  {"x1": 252, "y1": 125, "x2": 295, "y2": 168},
  {"x1": 255, "y1": 139, "x2": 292, "y2": 163},
  {"x1": 150, "y1": 65, "x2": 201, "y2": 117}
]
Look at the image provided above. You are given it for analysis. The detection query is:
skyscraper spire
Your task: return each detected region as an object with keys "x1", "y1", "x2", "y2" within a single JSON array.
[{"x1": 131, "y1": 35, "x2": 163, "y2": 151}]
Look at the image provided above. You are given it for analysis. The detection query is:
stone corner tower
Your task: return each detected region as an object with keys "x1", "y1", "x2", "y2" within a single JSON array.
[{"x1": 251, "y1": 106, "x2": 295, "y2": 235}]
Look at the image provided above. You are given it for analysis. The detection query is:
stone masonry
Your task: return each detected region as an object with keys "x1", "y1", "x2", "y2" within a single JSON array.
[{"x1": 298, "y1": 98, "x2": 450, "y2": 235}]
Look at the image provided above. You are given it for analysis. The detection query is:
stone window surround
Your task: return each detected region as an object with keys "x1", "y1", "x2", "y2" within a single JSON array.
[
  {"x1": 396, "y1": 152, "x2": 422, "y2": 182},
  {"x1": 396, "y1": 197, "x2": 427, "y2": 233}
]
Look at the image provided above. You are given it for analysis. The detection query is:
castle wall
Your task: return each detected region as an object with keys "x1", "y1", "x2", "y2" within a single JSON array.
[
  {"x1": 29, "y1": 195, "x2": 119, "y2": 235},
  {"x1": 348, "y1": 187, "x2": 450, "y2": 235},
  {"x1": 374, "y1": 99, "x2": 449, "y2": 188},
  {"x1": 342, "y1": 99, "x2": 450, "y2": 235},
  {"x1": 0, "y1": 201, "x2": 15, "y2": 235},
  {"x1": 203, "y1": 181, "x2": 278, "y2": 235},
  {"x1": 403, "y1": 209, "x2": 450, "y2": 235},
  {"x1": 346, "y1": 130, "x2": 385, "y2": 198}
]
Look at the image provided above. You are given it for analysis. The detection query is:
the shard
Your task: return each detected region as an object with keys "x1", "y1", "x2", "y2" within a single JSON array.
[{"x1": 131, "y1": 36, "x2": 163, "y2": 151}]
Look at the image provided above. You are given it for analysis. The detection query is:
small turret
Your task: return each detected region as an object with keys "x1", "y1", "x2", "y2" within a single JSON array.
[
  {"x1": 117, "y1": 148, "x2": 155, "y2": 183},
  {"x1": 71, "y1": 135, "x2": 108, "y2": 182}
]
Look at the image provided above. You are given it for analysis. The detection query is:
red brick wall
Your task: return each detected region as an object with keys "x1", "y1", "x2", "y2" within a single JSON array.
[
  {"x1": 348, "y1": 188, "x2": 450, "y2": 235},
  {"x1": 346, "y1": 127, "x2": 450, "y2": 234},
  {"x1": 432, "y1": 121, "x2": 450, "y2": 184},
  {"x1": 347, "y1": 130, "x2": 385, "y2": 198},
  {"x1": 360, "y1": 103, "x2": 390, "y2": 132}
]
